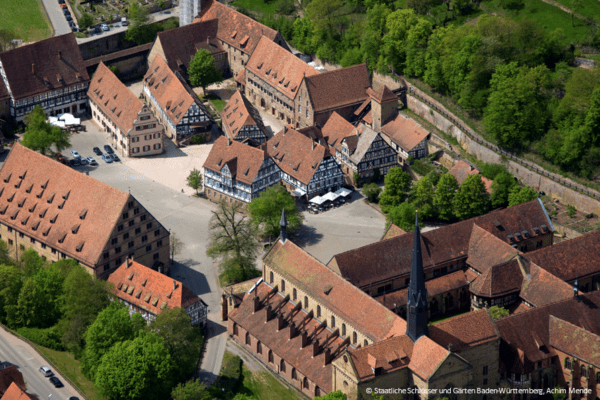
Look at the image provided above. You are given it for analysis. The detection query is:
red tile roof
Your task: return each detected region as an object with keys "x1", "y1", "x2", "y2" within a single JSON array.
[
  {"x1": 367, "y1": 86, "x2": 398, "y2": 103},
  {"x1": 448, "y1": 161, "x2": 492, "y2": 193},
  {"x1": 0, "y1": 33, "x2": 89, "y2": 101},
  {"x1": 87, "y1": 62, "x2": 144, "y2": 135},
  {"x1": 264, "y1": 239, "x2": 406, "y2": 342},
  {"x1": 194, "y1": 0, "x2": 279, "y2": 55},
  {"x1": 108, "y1": 260, "x2": 201, "y2": 315},
  {"x1": 203, "y1": 136, "x2": 268, "y2": 185},
  {"x1": 144, "y1": 54, "x2": 195, "y2": 126},
  {"x1": 320, "y1": 112, "x2": 355, "y2": 150},
  {"x1": 519, "y1": 261, "x2": 573, "y2": 307},
  {"x1": 0, "y1": 144, "x2": 130, "y2": 268},
  {"x1": 246, "y1": 37, "x2": 319, "y2": 100},
  {"x1": 549, "y1": 316, "x2": 600, "y2": 367},
  {"x1": 229, "y1": 281, "x2": 346, "y2": 392},
  {"x1": 467, "y1": 225, "x2": 519, "y2": 275},
  {"x1": 84, "y1": 43, "x2": 154, "y2": 68},
  {"x1": 266, "y1": 126, "x2": 331, "y2": 185},
  {"x1": 381, "y1": 223, "x2": 407, "y2": 240},
  {"x1": 0, "y1": 382, "x2": 36, "y2": 400},
  {"x1": 304, "y1": 64, "x2": 371, "y2": 112},
  {"x1": 0, "y1": 367, "x2": 24, "y2": 396},
  {"x1": 429, "y1": 309, "x2": 499, "y2": 352},
  {"x1": 221, "y1": 91, "x2": 266, "y2": 140},
  {"x1": 381, "y1": 114, "x2": 429, "y2": 152},
  {"x1": 235, "y1": 68, "x2": 246, "y2": 85}
]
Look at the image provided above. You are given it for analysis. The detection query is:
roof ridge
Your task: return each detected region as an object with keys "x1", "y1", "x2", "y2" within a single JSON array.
[{"x1": 306, "y1": 63, "x2": 367, "y2": 79}]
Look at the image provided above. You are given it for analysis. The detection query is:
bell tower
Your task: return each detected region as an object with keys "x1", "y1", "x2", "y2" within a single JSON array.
[{"x1": 406, "y1": 212, "x2": 429, "y2": 342}]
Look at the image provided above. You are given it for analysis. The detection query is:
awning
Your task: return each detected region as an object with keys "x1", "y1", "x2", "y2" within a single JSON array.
[
  {"x1": 321, "y1": 192, "x2": 340, "y2": 202},
  {"x1": 310, "y1": 196, "x2": 326, "y2": 205},
  {"x1": 334, "y1": 187, "x2": 352, "y2": 197},
  {"x1": 292, "y1": 188, "x2": 306, "y2": 197}
]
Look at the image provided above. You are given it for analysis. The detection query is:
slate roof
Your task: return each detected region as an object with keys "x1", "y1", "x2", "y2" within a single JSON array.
[
  {"x1": 266, "y1": 126, "x2": 330, "y2": 185},
  {"x1": 203, "y1": 136, "x2": 268, "y2": 185},
  {"x1": 221, "y1": 91, "x2": 266, "y2": 140},
  {"x1": 526, "y1": 230, "x2": 600, "y2": 282},
  {"x1": 0, "y1": 382, "x2": 36, "y2": 400},
  {"x1": 156, "y1": 19, "x2": 224, "y2": 77},
  {"x1": 549, "y1": 316, "x2": 600, "y2": 367},
  {"x1": 466, "y1": 225, "x2": 519, "y2": 275},
  {"x1": 0, "y1": 367, "x2": 24, "y2": 396},
  {"x1": 381, "y1": 223, "x2": 407, "y2": 241},
  {"x1": 228, "y1": 281, "x2": 347, "y2": 393},
  {"x1": 0, "y1": 33, "x2": 89, "y2": 101},
  {"x1": 495, "y1": 291, "x2": 600, "y2": 372},
  {"x1": 381, "y1": 114, "x2": 429, "y2": 152},
  {"x1": 194, "y1": 0, "x2": 279, "y2": 55},
  {"x1": 304, "y1": 64, "x2": 371, "y2": 112},
  {"x1": 87, "y1": 62, "x2": 144, "y2": 136},
  {"x1": 264, "y1": 239, "x2": 406, "y2": 342},
  {"x1": 0, "y1": 144, "x2": 130, "y2": 268},
  {"x1": 143, "y1": 54, "x2": 196, "y2": 126},
  {"x1": 246, "y1": 37, "x2": 318, "y2": 100},
  {"x1": 328, "y1": 200, "x2": 554, "y2": 288},
  {"x1": 108, "y1": 259, "x2": 202, "y2": 315},
  {"x1": 368, "y1": 86, "x2": 398, "y2": 103},
  {"x1": 429, "y1": 309, "x2": 499, "y2": 352}
]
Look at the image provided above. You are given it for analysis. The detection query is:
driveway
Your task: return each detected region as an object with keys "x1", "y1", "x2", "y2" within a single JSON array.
[
  {"x1": 40, "y1": 0, "x2": 72, "y2": 35},
  {"x1": 0, "y1": 326, "x2": 81, "y2": 399}
]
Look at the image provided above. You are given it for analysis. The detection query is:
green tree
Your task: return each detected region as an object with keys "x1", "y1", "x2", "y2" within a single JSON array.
[
  {"x1": 363, "y1": 183, "x2": 382, "y2": 203},
  {"x1": 22, "y1": 106, "x2": 71, "y2": 155},
  {"x1": 433, "y1": 174, "x2": 459, "y2": 221},
  {"x1": 247, "y1": 184, "x2": 303, "y2": 239},
  {"x1": 453, "y1": 174, "x2": 490, "y2": 220},
  {"x1": 125, "y1": 3, "x2": 158, "y2": 46},
  {"x1": 315, "y1": 390, "x2": 348, "y2": 400},
  {"x1": 61, "y1": 264, "x2": 109, "y2": 326},
  {"x1": 386, "y1": 202, "x2": 419, "y2": 232},
  {"x1": 82, "y1": 302, "x2": 145, "y2": 380},
  {"x1": 571, "y1": 0, "x2": 582, "y2": 27},
  {"x1": 207, "y1": 201, "x2": 260, "y2": 285},
  {"x1": 186, "y1": 168, "x2": 203, "y2": 196},
  {"x1": 108, "y1": 65, "x2": 121, "y2": 79},
  {"x1": 305, "y1": 0, "x2": 344, "y2": 34},
  {"x1": 79, "y1": 13, "x2": 94, "y2": 30},
  {"x1": 16, "y1": 266, "x2": 64, "y2": 328},
  {"x1": 405, "y1": 19, "x2": 432, "y2": 78},
  {"x1": 379, "y1": 167, "x2": 412, "y2": 213},
  {"x1": 382, "y1": 9, "x2": 421, "y2": 75},
  {"x1": 19, "y1": 248, "x2": 47, "y2": 277},
  {"x1": 353, "y1": 172, "x2": 361, "y2": 187},
  {"x1": 95, "y1": 331, "x2": 174, "y2": 400},
  {"x1": 410, "y1": 176, "x2": 436, "y2": 219},
  {"x1": 0, "y1": 240, "x2": 12, "y2": 267},
  {"x1": 508, "y1": 185, "x2": 538, "y2": 207},
  {"x1": 426, "y1": 170, "x2": 441, "y2": 186},
  {"x1": 146, "y1": 307, "x2": 204, "y2": 379},
  {"x1": 171, "y1": 379, "x2": 211, "y2": 400},
  {"x1": 0, "y1": 264, "x2": 23, "y2": 325},
  {"x1": 488, "y1": 305, "x2": 509, "y2": 320},
  {"x1": 490, "y1": 172, "x2": 516, "y2": 208},
  {"x1": 188, "y1": 49, "x2": 223, "y2": 92}
]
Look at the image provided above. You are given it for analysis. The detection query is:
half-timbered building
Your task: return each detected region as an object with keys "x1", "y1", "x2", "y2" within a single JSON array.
[
  {"x1": 0, "y1": 34, "x2": 90, "y2": 122},
  {"x1": 221, "y1": 91, "x2": 268, "y2": 145},
  {"x1": 266, "y1": 126, "x2": 343, "y2": 199},
  {"x1": 380, "y1": 114, "x2": 429, "y2": 162},
  {"x1": 143, "y1": 54, "x2": 214, "y2": 146},
  {"x1": 203, "y1": 136, "x2": 281, "y2": 203}
]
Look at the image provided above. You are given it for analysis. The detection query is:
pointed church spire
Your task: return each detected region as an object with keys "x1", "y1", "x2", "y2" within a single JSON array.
[
  {"x1": 406, "y1": 211, "x2": 428, "y2": 342},
  {"x1": 279, "y1": 209, "x2": 288, "y2": 244}
]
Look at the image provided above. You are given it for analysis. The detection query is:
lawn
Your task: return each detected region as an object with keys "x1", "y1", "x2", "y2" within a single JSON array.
[
  {"x1": 0, "y1": 0, "x2": 52, "y2": 41},
  {"x1": 548, "y1": 0, "x2": 600, "y2": 21},
  {"x1": 207, "y1": 95, "x2": 228, "y2": 113},
  {"x1": 232, "y1": 0, "x2": 278, "y2": 16},
  {"x1": 34, "y1": 345, "x2": 106, "y2": 400},
  {"x1": 241, "y1": 364, "x2": 303, "y2": 400}
]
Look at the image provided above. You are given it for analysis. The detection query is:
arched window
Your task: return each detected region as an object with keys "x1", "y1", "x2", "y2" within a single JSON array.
[
  {"x1": 280, "y1": 359, "x2": 286, "y2": 373},
  {"x1": 246, "y1": 332, "x2": 251, "y2": 345},
  {"x1": 353, "y1": 332, "x2": 357, "y2": 344},
  {"x1": 317, "y1": 305, "x2": 321, "y2": 318},
  {"x1": 293, "y1": 288, "x2": 297, "y2": 300},
  {"x1": 597, "y1": 372, "x2": 600, "y2": 382},
  {"x1": 233, "y1": 323, "x2": 238, "y2": 336},
  {"x1": 342, "y1": 324, "x2": 346, "y2": 336},
  {"x1": 268, "y1": 350, "x2": 273, "y2": 363},
  {"x1": 303, "y1": 377, "x2": 309, "y2": 389},
  {"x1": 304, "y1": 296, "x2": 309, "y2": 309},
  {"x1": 565, "y1": 358, "x2": 572, "y2": 370},
  {"x1": 269, "y1": 271, "x2": 274, "y2": 283},
  {"x1": 580, "y1": 364, "x2": 588, "y2": 378},
  {"x1": 281, "y1": 279, "x2": 285, "y2": 292},
  {"x1": 315, "y1": 387, "x2": 321, "y2": 397},
  {"x1": 331, "y1": 316, "x2": 336, "y2": 328},
  {"x1": 257, "y1": 341, "x2": 262, "y2": 354},
  {"x1": 364, "y1": 339, "x2": 368, "y2": 346},
  {"x1": 292, "y1": 368, "x2": 297, "y2": 380}
]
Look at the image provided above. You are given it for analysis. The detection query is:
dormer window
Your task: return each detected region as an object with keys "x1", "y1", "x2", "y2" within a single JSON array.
[
  {"x1": 72, "y1": 224, "x2": 80, "y2": 234},
  {"x1": 26, "y1": 184, "x2": 33, "y2": 193},
  {"x1": 79, "y1": 209, "x2": 88, "y2": 220},
  {"x1": 58, "y1": 233, "x2": 67, "y2": 244},
  {"x1": 50, "y1": 214, "x2": 58, "y2": 223}
]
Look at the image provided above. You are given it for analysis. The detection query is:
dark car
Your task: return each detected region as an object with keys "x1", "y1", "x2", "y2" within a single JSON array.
[
  {"x1": 63, "y1": 9, "x2": 70, "y2": 16},
  {"x1": 110, "y1": 154, "x2": 120, "y2": 162},
  {"x1": 104, "y1": 145, "x2": 114, "y2": 154},
  {"x1": 49, "y1": 377, "x2": 63, "y2": 388},
  {"x1": 58, "y1": 0, "x2": 65, "y2": 3},
  {"x1": 69, "y1": 158, "x2": 81, "y2": 167},
  {"x1": 66, "y1": 16, "x2": 72, "y2": 21},
  {"x1": 93, "y1": 147, "x2": 102, "y2": 156},
  {"x1": 69, "y1": 21, "x2": 75, "y2": 27},
  {"x1": 94, "y1": 25, "x2": 102, "y2": 33},
  {"x1": 69, "y1": 397, "x2": 80, "y2": 400}
]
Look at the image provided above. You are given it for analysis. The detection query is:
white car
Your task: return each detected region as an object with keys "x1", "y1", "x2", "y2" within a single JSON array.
[
  {"x1": 87, "y1": 157, "x2": 98, "y2": 166},
  {"x1": 101, "y1": 24, "x2": 109, "y2": 31},
  {"x1": 70, "y1": 150, "x2": 80, "y2": 158}
]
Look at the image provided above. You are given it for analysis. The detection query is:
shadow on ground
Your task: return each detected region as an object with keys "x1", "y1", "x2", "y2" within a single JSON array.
[
  {"x1": 169, "y1": 259, "x2": 212, "y2": 296},
  {"x1": 292, "y1": 224, "x2": 324, "y2": 248}
]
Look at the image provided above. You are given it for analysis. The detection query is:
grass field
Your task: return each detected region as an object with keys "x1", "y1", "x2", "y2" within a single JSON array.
[
  {"x1": 0, "y1": 0, "x2": 51, "y2": 41},
  {"x1": 232, "y1": 0, "x2": 279, "y2": 16},
  {"x1": 549, "y1": 0, "x2": 600, "y2": 21},
  {"x1": 34, "y1": 345, "x2": 106, "y2": 400},
  {"x1": 241, "y1": 364, "x2": 304, "y2": 399}
]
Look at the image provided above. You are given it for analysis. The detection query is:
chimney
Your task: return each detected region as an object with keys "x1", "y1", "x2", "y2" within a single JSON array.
[
  {"x1": 301, "y1": 330, "x2": 308, "y2": 348},
  {"x1": 265, "y1": 305, "x2": 272, "y2": 323},
  {"x1": 32, "y1": 63, "x2": 35, "y2": 74},
  {"x1": 222, "y1": 293, "x2": 228, "y2": 321},
  {"x1": 277, "y1": 314, "x2": 284, "y2": 331},
  {"x1": 126, "y1": 258, "x2": 131, "y2": 268},
  {"x1": 58, "y1": 50, "x2": 62, "y2": 60},
  {"x1": 312, "y1": 339, "x2": 320, "y2": 357},
  {"x1": 158, "y1": 266, "x2": 163, "y2": 274},
  {"x1": 289, "y1": 322, "x2": 296, "y2": 340},
  {"x1": 448, "y1": 343, "x2": 453, "y2": 352},
  {"x1": 312, "y1": 139, "x2": 315, "y2": 151},
  {"x1": 173, "y1": 280, "x2": 177, "y2": 292},
  {"x1": 324, "y1": 348, "x2": 331, "y2": 366},
  {"x1": 253, "y1": 296, "x2": 260, "y2": 313},
  {"x1": 227, "y1": 137, "x2": 231, "y2": 147}
]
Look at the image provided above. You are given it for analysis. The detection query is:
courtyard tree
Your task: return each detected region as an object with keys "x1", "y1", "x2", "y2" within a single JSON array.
[
  {"x1": 0, "y1": 264, "x2": 23, "y2": 325},
  {"x1": 188, "y1": 49, "x2": 223, "y2": 93},
  {"x1": 315, "y1": 391, "x2": 348, "y2": 400},
  {"x1": 186, "y1": 168, "x2": 203, "y2": 196},
  {"x1": 363, "y1": 183, "x2": 382, "y2": 203},
  {"x1": 508, "y1": 185, "x2": 538, "y2": 207},
  {"x1": 79, "y1": 14, "x2": 94, "y2": 31},
  {"x1": 170, "y1": 232, "x2": 184, "y2": 263},
  {"x1": 488, "y1": 305, "x2": 509, "y2": 320},
  {"x1": 433, "y1": 174, "x2": 459, "y2": 221},
  {"x1": 379, "y1": 167, "x2": 412, "y2": 213},
  {"x1": 19, "y1": 248, "x2": 47, "y2": 277},
  {"x1": 207, "y1": 200, "x2": 260, "y2": 285},
  {"x1": 386, "y1": 202, "x2": 420, "y2": 232},
  {"x1": 171, "y1": 379, "x2": 211, "y2": 400},
  {"x1": 22, "y1": 106, "x2": 71, "y2": 155},
  {"x1": 410, "y1": 176, "x2": 436, "y2": 219},
  {"x1": 453, "y1": 174, "x2": 490, "y2": 220},
  {"x1": 248, "y1": 184, "x2": 303, "y2": 239},
  {"x1": 61, "y1": 264, "x2": 110, "y2": 327},
  {"x1": 490, "y1": 172, "x2": 517, "y2": 208}
]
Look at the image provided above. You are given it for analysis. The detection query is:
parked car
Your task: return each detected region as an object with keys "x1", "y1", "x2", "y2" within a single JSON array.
[
  {"x1": 87, "y1": 157, "x2": 98, "y2": 166},
  {"x1": 69, "y1": 159, "x2": 81, "y2": 167},
  {"x1": 101, "y1": 24, "x2": 109, "y2": 31},
  {"x1": 71, "y1": 26, "x2": 79, "y2": 32},
  {"x1": 93, "y1": 147, "x2": 102, "y2": 155},
  {"x1": 102, "y1": 153, "x2": 113, "y2": 163},
  {"x1": 121, "y1": 17, "x2": 128, "y2": 26},
  {"x1": 66, "y1": 16, "x2": 72, "y2": 21},
  {"x1": 79, "y1": 158, "x2": 89, "y2": 166},
  {"x1": 58, "y1": 0, "x2": 65, "y2": 3},
  {"x1": 68, "y1": 397, "x2": 80, "y2": 400},
  {"x1": 70, "y1": 150, "x2": 80, "y2": 158},
  {"x1": 94, "y1": 25, "x2": 102, "y2": 33},
  {"x1": 49, "y1": 377, "x2": 63, "y2": 388},
  {"x1": 104, "y1": 145, "x2": 114, "y2": 154},
  {"x1": 39, "y1": 366, "x2": 53, "y2": 377},
  {"x1": 68, "y1": 21, "x2": 75, "y2": 27},
  {"x1": 63, "y1": 9, "x2": 70, "y2": 15},
  {"x1": 60, "y1": 3, "x2": 67, "y2": 8},
  {"x1": 110, "y1": 154, "x2": 120, "y2": 162}
]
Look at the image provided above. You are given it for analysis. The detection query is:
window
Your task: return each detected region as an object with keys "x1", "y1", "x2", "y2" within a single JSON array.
[
  {"x1": 155, "y1": 229, "x2": 160, "y2": 237},
  {"x1": 19, "y1": 244, "x2": 24, "y2": 251},
  {"x1": 7, "y1": 227, "x2": 12, "y2": 233},
  {"x1": 342, "y1": 324, "x2": 346, "y2": 336},
  {"x1": 104, "y1": 264, "x2": 109, "y2": 272},
  {"x1": 30, "y1": 237, "x2": 35, "y2": 244},
  {"x1": 304, "y1": 296, "x2": 308, "y2": 309},
  {"x1": 154, "y1": 143, "x2": 162, "y2": 150},
  {"x1": 268, "y1": 350, "x2": 273, "y2": 363},
  {"x1": 280, "y1": 359, "x2": 286, "y2": 373},
  {"x1": 129, "y1": 241, "x2": 134, "y2": 248},
  {"x1": 317, "y1": 305, "x2": 321, "y2": 318},
  {"x1": 118, "y1": 224, "x2": 124, "y2": 232},
  {"x1": 115, "y1": 246, "x2": 121, "y2": 254},
  {"x1": 331, "y1": 316, "x2": 335, "y2": 328},
  {"x1": 153, "y1": 252, "x2": 159, "y2": 260},
  {"x1": 143, "y1": 145, "x2": 150, "y2": 152},
  {"x1": 157, "y1": 240, "x2": 163, "y2": 246},
  {"x1": 146, "y1": 245, "x2": 152, "y2": 252},
  {"x1": 293, "y1": 288, "x2": 297, "y2": 300},
  {"x1": 115, "y1": 257, "x2": 122, "y2": 266},
  {"x1": 42, "y1": 243, "x2": 47, "y2": 249},
  {"x1": 565, "y1": 358, "x2": 572, "y2": 370},
  {"x1": 135, "y1": 228, "x2": 141, "y2": 234},
  {"x1": 292, "y1": 368, "x2": 297, "y2": 380},
  {"x1": 246, "y1": 332, "x2": 251, "y2": 345},
  {"x1": 103, "y1": 252, "x2": 109, "y2": 259},
  {"x1": 281, "y1": 279, "x2": 285, "y2": 292},
  {"x1": 303, "y1": 377, "x2": 309, "y2": 389},
  {"x1": 124, "y1": 232, "x2": 130, "y2": 240},
  {"x1": 147, "y1": 223, "x2": 153, "y2": 229},
  {"x1": 51, "y1": 247, "x2": 56, "y2": 254},
  {"x1": 353, "y1": 332, "x2": 357, "y2": 344},
  {"x1": 123, "y1": 212, "x2": 129, "y2": 219},
  {"x1": 581, "y1": 365, "x2": 588, "y2": 378},
  {"x1": 128, "y1": 220, "x2": 135, "y2": 227},
  {"x1": 483, "y1": 366, "x2": 488, "y2": 375},
  {"x1": 270, "y1": 271, "x2": 274, "y2": 283},
  {"x1": 111, "y1": 238, "x2": 118, "y2": 245},
  {"x1": 141, "y1": 215, "x2": 147, "y2": 221},
  {"x1": 364, "y1": 339, "x2": 368, "y2": 346},
  {"x1": 19, "y1": 233, "x2": 24, "y2": 238},
  {"x1": 257, "y1": 341, "x2": 262, "y2": 354}
]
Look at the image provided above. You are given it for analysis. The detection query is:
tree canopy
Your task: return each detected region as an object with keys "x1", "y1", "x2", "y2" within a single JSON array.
[
  {"x1": 379, "y1": 167, "x2": 412, "y2": 213},
  {"x1": 248, "y1": 184, "x2": 303, "y2": 239},
  {"x1": 188, "y1": 49, "x2": 223, "y2": 90},
  {"x1": 453, "y1": 174, "x2": 490, "y2": 220},
  {"x1": 22, "y1": 106, "x2": 71, "y2": 155},
  {"x1": 433, "y1": 174, "x2": 459, "y2": 221},
  {"x1": 386, "y1": 202, "x2": 419, "y2": 232},
  {"x1": 490, "y1": 172, "x2": 516, "y2": 208},
  {"x1": 410, "y1": 176, "x2": 436, "y2": 219},
  {"x1": 171, "y1": 379, "x2": 211, "y2": 400},
  {"x1": 187, "y1": 168, "x2": 203, "y2": 195},
  {"x1": 508, "y1": 185, "x2": 538, "y2": 207}
]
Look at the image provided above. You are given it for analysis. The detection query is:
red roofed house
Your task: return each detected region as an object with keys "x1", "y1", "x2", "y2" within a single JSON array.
[
  {"x1": 203, "y1": 136, "x2": 280, "y2": 203},
  {"x1": 220, "y1": 91, "x2": 268, "y2": 145},
  {"x1": 0, "y1": 33, "x2": 90, "y2": 122},
  {"x1": 448, "y1": 160, "x2": 493, "y2": 193},
  {"x1": 0, "y1": 382, "x2": 36, "y2": 400},
  {"x1": 88, "y1": 62, "x2": 164, "y2": 157},
  {"x1": 0, "y1": 144, "x2": 171, "y2": 279},
  {"x1": 108, "y1": 259, "x2": 208, "y2": 326},
  {"x1": 143, "y1": 55, "x2": 214, "y2": 146},
  {"x1": 0, "y1": 367, "x2": 25, "y2": 397}
]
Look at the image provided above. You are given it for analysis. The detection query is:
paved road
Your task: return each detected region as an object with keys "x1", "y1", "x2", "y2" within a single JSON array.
[
  {"x1": 0, "y1": 326, "x2": 81, "y2": 399},
  {"x1": 40, "y1": 0, "x2": 72, "y2": 36}
]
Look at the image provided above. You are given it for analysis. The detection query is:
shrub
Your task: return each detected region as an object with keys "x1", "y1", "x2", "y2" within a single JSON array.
[
  {"x1": 411, "y1": 159, "x2": 433, "y2": 176},
  {"x1": 567, "y1": 205, "x2": 577, "y2": 218},
  {"x1": 363, "y1": 183, "x2": 382, "y2": 203},
  {"x1": 549, "y1": 210, "x2": 558, "y2": 217},
  {"x1": 479, "y1": 162, "x2": 508, "y2": 180},
  {"x1": 18, "y1": 326, "x2": 64, "y2": 351},
  {"x1": 190, "y1": 135, "x2": 205, "y2": 145}
]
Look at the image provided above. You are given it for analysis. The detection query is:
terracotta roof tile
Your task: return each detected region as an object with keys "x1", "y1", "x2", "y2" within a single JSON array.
[
  {"x1": 203, "y1": 136, "x2": 268, "y2": 185},
  {"x1": 368, "y1": 86, "x2": 398, "y2": 103},
  {"x1": 194, "y1": 0, "x2": 279, "y2": 55},
  {"x1": 0, "y1": 382, "x2": 36, "y2": 400},
  {"x1": 87, "y1": 62, "x2": 145, "y2": 135},
  {"x1": 84, "y1": 43, "x2": 154, "y2": 68},
  {"x1": 362, "y1": 110, "x2": 372, "y2": 125},
  {"x1": 0, "y1": 367, "x2": 25, "y2": 396},
  {"x1": 549, "y1": 316, "x2": 600, "y2": 367},
  {"x1": 467, "y1": 225, "x2": 519, "y2": 274},
  {"x1": 409, "y1": 335, "x2": 450, "y2": 379},
  {"x1": 246, "y1": 37, "x2": 318, "y2": 100},
  {"x1": 0, "y1": 33, "x2": 89, "y2": 101},
  {"x1": 320, "y1": 112, "x2": 355, "y2": 149},
  {"x1": 235, "y1": 68, "x2": 246, "y2": 85},
  {"x1": 264, "y1": 240, "x2": 406, "y2": 342},
  {"x1": 448, "y1": 161, "x2": 492, "y2": 193},
  {"x1": 381, "y1": 114, "x2": 429, "y2": 152},
  {"x1": 0, "y1": 144, "x2": 130, "y2": 268},
  {"x1": 304, "y1": 64, "x2": 370, "y2": 112},
  {"x1": 519, "y1": 262, "x2": 573, "y2": 307},
  {"x1": 348, "y1": 335, "x2": 413, "y2": 379},
  {"x1": 220, "y1": 91, "x2": 267, "y2": 141},
  {"x1": 470, "y1": 259, "x2": 523, "y2": 298},
  {"x1": 108, "y1": 260, "x2": 203, "y2": 314},
  {"x1": 381, "y1": 223, "x2": 407, "y2": 240},
  {"x1": 429, "y1": 309, "x2": 499, "y2": 352}
]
